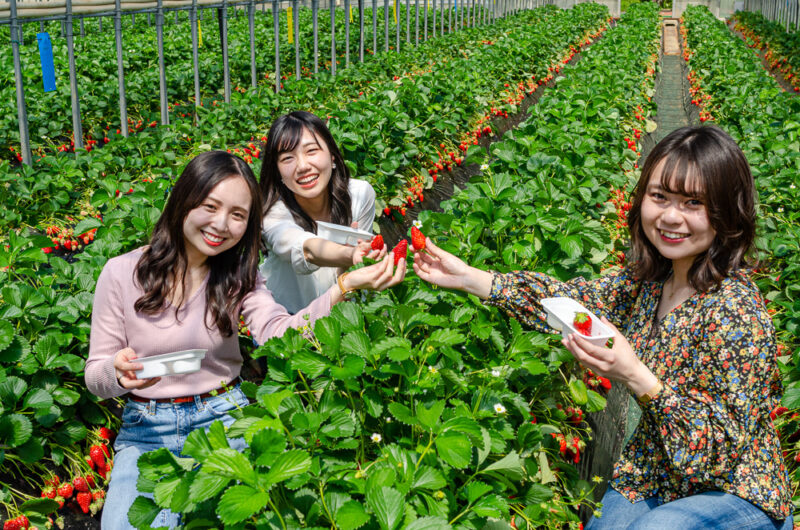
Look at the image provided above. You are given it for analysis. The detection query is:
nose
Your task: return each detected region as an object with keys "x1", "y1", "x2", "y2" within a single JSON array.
[
  {"x1": 295, "y1": 153, "x2": 311, "y2": 173},
  {"x1": 208, "y1": 209, "x2": 229, "y2": 234},
  {"x1": 660, "y1": 202, "x2": 683, "y2": 224}
]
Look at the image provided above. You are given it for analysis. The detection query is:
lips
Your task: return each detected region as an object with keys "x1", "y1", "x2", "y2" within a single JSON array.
[
  {"x1": 202, "y1": 230, "x2": 224, "y2": 247},
  {"x1": 296, "y1": 174, "x2": 319, "y2": 189}
]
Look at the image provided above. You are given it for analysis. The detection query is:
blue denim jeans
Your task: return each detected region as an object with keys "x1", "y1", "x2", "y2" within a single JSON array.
[
  {"x1": 102, "y1": 385, "x2": 249, "y2": 530},
  {"x1": 586, "y1": 486, "x2": 793, "y2": 530}
]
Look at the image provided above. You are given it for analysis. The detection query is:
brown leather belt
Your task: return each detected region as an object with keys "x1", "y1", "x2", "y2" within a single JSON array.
[{"x1": 129, "y1": 381, "x2": 236, "y2": 404}]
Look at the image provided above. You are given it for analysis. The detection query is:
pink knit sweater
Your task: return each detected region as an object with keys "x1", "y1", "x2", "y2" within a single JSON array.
[{"x1": 85, "y1": 248, "x2": 332, "y2": 400}]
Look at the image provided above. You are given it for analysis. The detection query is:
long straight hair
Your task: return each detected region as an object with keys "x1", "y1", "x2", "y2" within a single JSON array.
[
  {"x1": 134, "y1": 151, "x2": 263, "y2": 336},
  {"x1": 627, "y1": 126, "x2": 756, "y2": 292},
  {"x1": 260, "y1": 111, "x2": 352, "y2": 233}
]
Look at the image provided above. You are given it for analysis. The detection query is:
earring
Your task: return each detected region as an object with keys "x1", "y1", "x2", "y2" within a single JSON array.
[{"x1": 332, "y1": 162, "x2": 337, "y2": 169}]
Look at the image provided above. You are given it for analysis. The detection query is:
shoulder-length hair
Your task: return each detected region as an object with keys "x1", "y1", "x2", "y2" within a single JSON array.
[
  {"x1": 134, "y1": 150, "x2": 263, "y2": 337},
  {"x1": 260, "y1": 111, "x2": 352, "y2": 233},
  {"x1": 627, "y1": 125, "x2": 755, "y2": 292}
]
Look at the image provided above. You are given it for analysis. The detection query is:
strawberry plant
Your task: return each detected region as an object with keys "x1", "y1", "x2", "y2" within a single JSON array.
[{"x1": 731, "y1": 11, "x2": 800, "y2": 92}]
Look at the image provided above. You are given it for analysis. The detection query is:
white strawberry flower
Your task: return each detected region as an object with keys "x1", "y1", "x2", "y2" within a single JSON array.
[
  {"x1": 778, "y1": 207, "x2": 784, "y2": 213},
  {"x1": 491, "y1": 369, "x2": 501, "y2": 377},
  {"x1": 371, "y1": 433, "x2": 382, "y2": 443},
  {"x1": 413, "y1": 219, "x2": 423, "y2": 228},
  {"x1": 428, "y1": 365, "x2": 438, "y2": 374},
  {"x1": 480, "y1": 163, "x2": 489, "y2": 170},
  {"x1": 494, "y1": 403, "x2": 506, "y2": 414}
]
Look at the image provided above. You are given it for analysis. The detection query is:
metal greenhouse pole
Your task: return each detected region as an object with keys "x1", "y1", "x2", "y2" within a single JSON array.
[
  {"x1": 115, "y1": 0, "x2": 129, "y2": 136},
  {"x1": 65, "y1": 0, "x2": 84, "y2": 150},
  {"x1": 9, "y1": 0, "x2": 32, "y2": 165}
]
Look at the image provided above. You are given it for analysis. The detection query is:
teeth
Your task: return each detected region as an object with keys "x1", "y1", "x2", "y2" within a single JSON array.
[
  {"x1": 660, "y1": 230, "x2": 689, "y2": 240},
  {"x1": 203, "y1": 231, "x2": 223, "y2": 243},
  {"x1": 298, "y1": 175, "x2": 318, "y2": 185}
]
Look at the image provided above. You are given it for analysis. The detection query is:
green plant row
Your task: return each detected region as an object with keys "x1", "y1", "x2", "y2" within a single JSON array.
[
  {"x1": 682, "y1": 2, "x2": 800, "y2": 504},
  {"x1": 0, "y1": 5, "x2": 610, "y2": 524},
  {"x1": 731, "y1": 10, "x2": 800, "y2": 91},
  {"x1": 124, "y1": 4, "x2": 661, "y2": 529},
  {"x1": 1, "y1": 4, "x2": 491, "y2": 157},
  {"x1": 0, "y1": 4, "x2": 609, "y2": 236}
]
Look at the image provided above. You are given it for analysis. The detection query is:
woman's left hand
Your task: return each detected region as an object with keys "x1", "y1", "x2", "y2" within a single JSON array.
[
  {"x1": 352, "y1": 238, "x2": 386, "y2": 264},
  {"x1": 344, "y1": 254, "x2": 406, "y2": 292},
  {"x1": 562, "y1": 316, "x2": 659, "y2": 397}
]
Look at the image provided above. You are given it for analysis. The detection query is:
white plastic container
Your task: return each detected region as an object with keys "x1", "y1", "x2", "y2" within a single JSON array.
[
  {"x1": 316, "y1": 221, "x2": 373, "y2": 246},
  {"x1": 134, "y1": 349, "x2": 207, "y2": 379},
  {"x1": 540, "y1": 297, "x2": 614, "y2": 346}
]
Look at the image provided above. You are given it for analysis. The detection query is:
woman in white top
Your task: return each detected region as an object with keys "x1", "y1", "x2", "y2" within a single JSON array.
[{"x1": 259, "y1": 111, "x2": 386, "y2": 314}]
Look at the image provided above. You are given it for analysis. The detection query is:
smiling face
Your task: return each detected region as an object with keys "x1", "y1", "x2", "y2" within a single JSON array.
[
  {"x1": 639, "y1": 160, "x2": 716, "y2": 270},
  {"x1": 276, "y1": 127, "x2": 335, "y2": 207},
  {"x1": 182, "y1": 175, "x2": 252, "y2": 264}
]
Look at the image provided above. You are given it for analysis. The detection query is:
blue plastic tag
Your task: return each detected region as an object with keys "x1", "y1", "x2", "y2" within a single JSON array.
[{"x1": 37, "y1": 32, "x2": 57, "y2": 92}]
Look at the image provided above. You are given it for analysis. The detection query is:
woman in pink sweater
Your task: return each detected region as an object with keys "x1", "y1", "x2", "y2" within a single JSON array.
[{"x1": 85, "y1": 151, "x2": 404, "y2": 529}]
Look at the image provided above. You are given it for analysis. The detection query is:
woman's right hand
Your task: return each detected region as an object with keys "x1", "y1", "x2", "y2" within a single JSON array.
[
  {"x1": 412, "y1": 238, "x2": 493, "y2": 298},
  {"x1": 342, "y1": 254, "x2": 406, "y2": 292},
  {"x1": 114, "y1": 348, "x2": 161, "y2": 390}
]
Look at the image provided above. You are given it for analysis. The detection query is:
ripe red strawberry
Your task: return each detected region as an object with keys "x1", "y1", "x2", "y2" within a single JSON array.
[
  {"x1": 41, "y1": 487, "x2": 56, "y2": 499},
  {"x1": 410, "y1": 227, "x2": 426, "y2": 251},
  {"x1": 90, "y1": 445, "x2": 106, "y2": 468},
  {"x1": 77, "y1": 491, "x2": 92, "y2": 514},
  {"x1": 57, "y1": 483, "x2": 73, "y2": 499},
  {"x1": 370, "y1": 235, "x2": 384, "y2": 251},
  {"x1": 572, "y1": 312, "x2": 592, "y2": 336},
  {"x1": 85, "y1": 474, "x2": 96, "y2": 488},
  {"x1": 72, "y1": 476, "x2": 89, "y2": 493},
  {"x1": 85, "y1": 456, "x2": 95, "y2": 470},
  {"x1": 392, "y1": 240, "x2": 408, "y2": 265}
]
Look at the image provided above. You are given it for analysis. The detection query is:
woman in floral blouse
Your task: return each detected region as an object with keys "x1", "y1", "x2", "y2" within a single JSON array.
[{"x1": 412, "y1": 126, "x2": 792, "y2": 529}]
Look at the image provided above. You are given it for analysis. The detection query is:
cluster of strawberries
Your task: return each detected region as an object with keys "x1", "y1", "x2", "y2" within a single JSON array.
[
  {"x1": 583, "y1": 368, "x2": 612, "y2": 394},
  {"x1": 34, "y1": 427, "x2": 115, "y2": 524},
  {"x1": 227, "y1": 138, "x2": 262, "y2": 165},
  {"x1": 550, "y1": 432, "x2": 585, "y2": 464},
  {"x1": 556, "y1": 403, "x2": 585, "y2": 426},
  {"x1": 42, "y1": 224, "x2": 98, "y2": 254},
  {"x1": 2, "y1": 515, "x2": 30, "y2": 530}
]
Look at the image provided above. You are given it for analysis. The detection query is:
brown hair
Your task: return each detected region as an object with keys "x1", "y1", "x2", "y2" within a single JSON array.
[
  {"x1": 627, "y1": 126, "x2": 755, "y2": 291},
  {"x1": 260, "y1": 111, "x2": 352, "y2": 233},
  {"x1": 134, "y1": 151, "x2": 263, "y2": 336}
]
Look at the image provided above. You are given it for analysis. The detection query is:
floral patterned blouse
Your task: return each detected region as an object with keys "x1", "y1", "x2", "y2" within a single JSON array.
[{"x1": 487, "y1": 266, "x2": 792, "y2": 519}]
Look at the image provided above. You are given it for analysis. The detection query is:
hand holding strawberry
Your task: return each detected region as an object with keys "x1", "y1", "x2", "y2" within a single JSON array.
[
  {"x1": 410, "y1": 226, "x2": 426, "y2": 251},
  {"x1": 412, "y1": 238, "x2": 493, "y2": 298}
]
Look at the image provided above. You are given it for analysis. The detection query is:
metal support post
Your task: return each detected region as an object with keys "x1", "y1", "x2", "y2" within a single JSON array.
[
  {"x1": 157, "y1": 0, "x2": 170, "y2": 124},
  {"x1": 330, "y1": 0, "x2": 336, "y2": 75},
  {"x1": 66, "y1": 0, "x2": 84, "y2": 150},
  {"x1": 313, "y1": 0, "x2": 320, "y2": 72},
  {"x1": 273, "y1": 0, "x2": 281, "y2": 90},
  {"x1": 293, "y1": 0, "x2": 300, "y2": 79},
  {"x1": 191, "y1": 0, "x2": 201, "y2": 109},
  {"x1": 10, "y1": 0, "x2": 32, "y2": 165},
  {"x1": 249, "y1": 0, "x2": 257, "y2": 87},
  {"x1": 220, "y1": 0, "x2": 231, "y2": 102},
  {"x1": 345, "y1": 0, "x2": 351, "y2": 66},
  {"x1": 115, "y1": 0, "x2": 129, "y2": 136}
]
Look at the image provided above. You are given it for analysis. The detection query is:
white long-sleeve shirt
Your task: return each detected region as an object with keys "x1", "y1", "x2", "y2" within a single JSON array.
[{"x1": 260, "y1": 179, "x2": 376, "y2": 314}]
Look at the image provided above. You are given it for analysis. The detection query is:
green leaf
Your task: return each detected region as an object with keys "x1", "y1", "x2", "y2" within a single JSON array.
[
  {"x1": 264, "y1": 450, "x2": 312, "y2": 484},
  {"x1": 73, "y1": 217, "x2": 102, "y2": 235},
  {"x1": 315, "y1": 317, "x2": 342, "y2": 356},
  {"x1": 0, "y1": 377, "x2": 27, "y2": 407},
  {"x1": 363, "y1": 390, "x2": 384, "y2": 418},
  {"x1": 330, "y1": 355, "x2": 366, "y2": 380},
  {"x1": 569, "y1": 379, "x2": 588, "y2": 406},
  {"x1": 365, "y1": 486, "x2": 404, "y2": 530},
  {"x1": 0, "y1": 414, "x2": 33, "y2": 447},
  {"x1": 472, "y1": 494, "x2": 506, "y2": 518},
  {"x1": 336, "y1": 500, "x2": 372, "y2": 530},
  {"x1": 128, "y1": 495, "x2": 162, "y2": 528},
  {"x1": 387, "y1": 402, "x2": 418, "y2": 426},
  {"x1": 252, "y1": 429, "x2": 287, "y2": 467},
  {"x1": 427, "y1": 329, "x2": 465, "y2": 346},
  {"x1": 23, "y1": 388, "x2": 53, "y2": 410},
  {"x1": 0, "y1": 320, "x2": 14, "y2": 353},
  {"x1": 417, "y1": 400, "x2": 445, "y2": 431},
  {"x1": 19, "y1": 497, "x2": 59, "y2": 516},
  {"x1": 292, "y1": 350, "x2": 331, "y2": 378},
  {"x1": 204, "y1": 448, "x2": 256, "y2": 485},
  {"x1": 412, "y1": 466, "x2": 446, "y2": 491},
  {"x1": 52, "y1": 387, "x2": 81, "y2": 406},
  {"x1": 189, "y1": 472, "x2": 231, "y2": 503},
  {"x1": 586, "y1": 389, "x2": 607, "y2": 412},
  {"x1": 182, "y1": 428, "x2": 213, "y2": 461},
  {"x1": 153, "y1": 475, "x2": 184, "y2": 509},
  {"x1": 466, "y1": 481, "x2": 493, "y2": 504},
  {"x1": 435, "y1": 431, "x2": 472, "y2": 469},
  {"x1": 256, "y1": 388, "x2": 293, "y2": 417},
  {"x1": 342, "y1": 330, "x2": 372, "y2": 358},
  {"x1": 482, "y1": 451, "x2": 523, "y2": 481},
  {"x1": 217, "y1": 484, "x2": 270, "y2": 525},
  {"x1": 17, "y1": 436, "x2": 44, "y2": 463},
  {"x1": 405, "y1": 516, "x2": 452, "y2": 530},
  {"x1": 331, "y1": 301, "x2": 364, "y2": 332}
]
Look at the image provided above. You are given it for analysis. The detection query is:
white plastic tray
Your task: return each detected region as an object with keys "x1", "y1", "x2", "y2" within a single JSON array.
[
  {"x1": 317, "y1": 221, "x2": 373, "y2": 246},
  {"x1": 135, "y1": 349, "x2": 207, "y2": 379},
  {"x1": 541, "y1": 297, "x2": 614, "y2": 346}
]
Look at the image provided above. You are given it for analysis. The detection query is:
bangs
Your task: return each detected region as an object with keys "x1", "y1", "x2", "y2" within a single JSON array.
[
  {"x1": 275, "y1": 120, "x2": 307, "y2": 154},
  {"x1": 657, "y1": 148, "x2": 705, "y2": 199}
]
